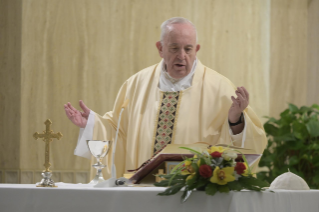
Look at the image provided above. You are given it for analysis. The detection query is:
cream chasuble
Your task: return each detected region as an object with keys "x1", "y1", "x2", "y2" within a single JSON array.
[{"x1": 76, "y1": 60, "x2": 267, "y2": 179}]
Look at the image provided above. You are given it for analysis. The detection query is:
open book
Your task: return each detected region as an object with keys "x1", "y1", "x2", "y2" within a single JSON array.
[{"x1": 129, "y1": 143, "x2": 261, "y2": 184}]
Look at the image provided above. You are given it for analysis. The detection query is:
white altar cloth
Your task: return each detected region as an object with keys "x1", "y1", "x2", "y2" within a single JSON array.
[{"x1": 0, "y1": 183, "x2": 319, "y2": 212}]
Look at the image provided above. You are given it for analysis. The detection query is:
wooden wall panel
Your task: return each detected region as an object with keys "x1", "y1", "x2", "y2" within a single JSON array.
[{"x1": 0, "y1": 0, "x2": 22, "y2": 169}]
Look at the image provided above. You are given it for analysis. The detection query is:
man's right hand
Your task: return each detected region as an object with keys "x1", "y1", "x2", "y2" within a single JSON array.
[{"x1": 64, "y1": 100, "x2": 91, "y2": 128}]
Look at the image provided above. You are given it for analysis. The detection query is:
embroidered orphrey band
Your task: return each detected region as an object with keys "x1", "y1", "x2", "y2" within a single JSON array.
[{"x1": 153, "y1": 91, "x2": 180, "y2": 154}]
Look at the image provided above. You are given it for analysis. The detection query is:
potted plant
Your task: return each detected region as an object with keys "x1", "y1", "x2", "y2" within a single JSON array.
[{"x1": 257, "y1": 103, "x2": 319, "y2": 189}]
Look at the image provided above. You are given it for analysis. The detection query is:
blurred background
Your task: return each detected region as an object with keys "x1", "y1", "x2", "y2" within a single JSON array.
[{"x1": 1, "y1": 0, "x2": 318, "y2": 184}]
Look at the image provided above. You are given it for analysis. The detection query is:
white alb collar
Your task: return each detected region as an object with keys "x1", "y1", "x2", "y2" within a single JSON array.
[{"x1": 158, "y1": 59, "x2": 197, "y2": 92}]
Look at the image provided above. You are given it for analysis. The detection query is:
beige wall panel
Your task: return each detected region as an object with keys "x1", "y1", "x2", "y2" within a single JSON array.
[
  {"x1": 270, "y1": 0, "x2": 307, "y2": 117},
  {"x1": 21, "y1": 0, "x2": 92, "y2": 170},
  {"x1": 307, "y1": 0, "x2": 319, "y2": 105},
  {"x1": 10, "y1": 0, "x2": 313, "y2": 176},
  {"x1": 19, "y1": 0, "x2": 271, "y2": 173},
  {"x1": 195, "y1": 0, "x2": 270, "y2": 121},
  {"x1": 0, "y1": 0, "x2": 22, "y2": 169}
]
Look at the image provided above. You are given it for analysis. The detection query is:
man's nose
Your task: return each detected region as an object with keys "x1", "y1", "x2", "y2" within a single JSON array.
[{"x1": 177, "y1": 49, "x2": 186, "y2": 60}]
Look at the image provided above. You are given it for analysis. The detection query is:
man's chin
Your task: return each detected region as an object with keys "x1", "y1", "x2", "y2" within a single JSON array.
[{"x1": 169, "y1": 69, "x2": 190, "y2": 79}]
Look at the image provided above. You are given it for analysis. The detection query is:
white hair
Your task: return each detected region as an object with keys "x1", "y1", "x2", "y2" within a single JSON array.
[{"x1": 160, "y1": 17, "x2": 198, "y2": 45}]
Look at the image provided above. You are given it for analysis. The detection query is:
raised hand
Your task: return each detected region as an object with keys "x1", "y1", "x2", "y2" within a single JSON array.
[
  {"x1": 228, "y1": 86, "x2": 249, "y2": 123},
  {"x1": 64, "y1": 100, "x2": 91, "y2": 128}
]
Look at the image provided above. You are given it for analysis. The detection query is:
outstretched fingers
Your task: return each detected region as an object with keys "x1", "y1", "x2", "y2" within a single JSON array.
[
  {"x1": 241, "y1": 86, "x2": 250, "y2": 102},
  {"x1": 79, "y1": 100, "x2": 90, "y2": 114},
  {"x1": 64, "y1": 104, "x2": 74, "y2": 118},
  {"x1": 67, "y1": 102, "x2": 78, "y2": 113}
]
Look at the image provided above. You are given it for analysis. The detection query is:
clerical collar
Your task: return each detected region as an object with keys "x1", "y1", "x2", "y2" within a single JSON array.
[{"x1": 158, "y1": 59, "x2": 197, "y2": 92}]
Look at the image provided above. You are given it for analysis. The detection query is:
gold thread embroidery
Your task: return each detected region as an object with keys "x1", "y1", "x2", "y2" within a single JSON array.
[
  {"x1": 171, "y1": 91, "x2": 182, "y2": 144},
  {"x1": 153, "y1": 91, "x2": 180, "y2": 154},
  {"x1": 151, "y1": 91, "x2": 164, "y2": 155}
]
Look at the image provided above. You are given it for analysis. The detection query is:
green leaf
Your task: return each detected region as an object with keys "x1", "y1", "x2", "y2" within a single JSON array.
[
  {"x1": 157, "y1": 183, "x2": 184, "y2": 196},
  {"x1": 300, "y1": 106, "x2": 312, "y2": 114},
  {"x1": 278, "y1": 125, "x2": 292, "y2": 136},
  {"x1": 306, "y1": 119, "x2": 319, "y2": 137},
  {"x1": 227, "y1": 181, "x2": 242, "y2": 191},
  {"x1": 156, "y1": 174, "x2": 187, "y2": 180},
  {"x1": 181, "y1": 187, "x2": 193, "y2": 203},
  {"x1": 267, "y1": 117, "x2": 278, "y2": 123},
  {"x1": 280, "y1": 109, "x2": 296, "y2": 126},
  {"x1": 311, "y1": 104, "x2": 319, "y2": 111},
  {"x1": 186, "y1": 174, "x2": 198, "y2": 189},
  {"x1": 239, "y1": 176, "x2": 269, "y2": 190},
  {"x1": 198, "y1": 158, "x2": 205, "y2": 166},
  {"x1": 195, "y1": 178, "x2": 208, "y2": 190},
  {"x1": 218, "y1": 185, "x2": 230, "y2": 193},
  {"x1": 273, "y1": 134, "x2": 296, "y2": 142},
  {"x1": 289, "y1": 103, "x2": 299, "y2": 114},
  {"x1": 288, "y1": 156, "x2": 299, "y2": 166},
  {"x1": 264, "y1": 123, "x2": 279, "y2": 136},
  {"x1": 154, "y1": 178, "x2": 186, "y2": 187},
  {"x1": 280, "y1": 109, "x2": 290, "y2": 118},
  {"x1": 205, "y1": 183, "x2": 218, "y2": 196},
  {"x1": 313, "y1": 174, "x2": 319, "y2": 184},
  {"x1": 191, "y1": 162, "x2": 199, "y2": 173},
  {"x1": 292, "y1": 121, "x2": 309, "y2": 140}
]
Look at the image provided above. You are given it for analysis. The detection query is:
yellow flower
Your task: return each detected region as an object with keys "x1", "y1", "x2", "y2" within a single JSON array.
[
  {"x1": 181, "y1": 169, "x2": 191, "y2": 175},
  {"x1": 185, "y1": 160, "x2": 192, "y2": 166},
  {"x1": 208, "y1": 146, "x2": 226, "y2": 154},
  {"x1": 210, "y1": 166, "x2": 235, "y2": 185},
  {"x1": 242, "y1": 163, "x2": 249, "y2": 176},
  {"x1": 181, "y1": 161, "x2": 195, "y2": 175},
  {"x1": 197, "y1": 159, "x2": 201, "y2": 167},
  {"x1": 186, "y1": 173, "x2": 196, "y2": 181}
]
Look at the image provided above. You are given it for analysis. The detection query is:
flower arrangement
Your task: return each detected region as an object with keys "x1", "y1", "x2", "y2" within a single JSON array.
[{"x1": 154, "y1": 146, "x2": 269, "y2": 202}]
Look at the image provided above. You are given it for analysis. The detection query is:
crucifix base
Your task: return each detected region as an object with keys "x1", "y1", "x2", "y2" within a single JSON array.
[{"x1": 36, "y1": 171, "x2": 57, "y2": 187}]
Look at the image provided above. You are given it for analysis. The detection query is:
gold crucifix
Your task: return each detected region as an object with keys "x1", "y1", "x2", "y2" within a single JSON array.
[{"x1": 33, "y1": 119, "x2": 63, "y2": 172}]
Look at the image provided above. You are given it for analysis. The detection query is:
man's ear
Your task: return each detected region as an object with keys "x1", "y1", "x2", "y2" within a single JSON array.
[
  {"x1": 156, "y1": 41, "x2": 164, "y2": 58},
  {"x1": 196, "y1": 44, "x2": 201, "y2": 52}
]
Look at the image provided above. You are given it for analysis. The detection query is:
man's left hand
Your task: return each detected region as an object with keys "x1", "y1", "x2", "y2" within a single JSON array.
[{"x1": 228, "y1": 86, "x2": 249, "y2": 123}]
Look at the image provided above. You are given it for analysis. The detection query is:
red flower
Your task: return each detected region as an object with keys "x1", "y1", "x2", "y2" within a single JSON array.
[
  {"x1": 167, "y1": 103, "x2": 171, "y2": 107},
  {"x1": 199, "y1": 165, "x2": 212, "y2": 178},
  {"x1": 211, "y1": 151, "x2": 222, "y2": 158},
  {"x1": 234, "y1": 162, "x2": 246, "y2": 175},
  {"x1": 163, "y1": 125, "x2": 167, "y2": 129},
  {"x1": 164, "y1": 118, "x2": 168, "y2": 122},
  {"x1": 165, "y1": 111, "x2": 169, "y2": 115}
]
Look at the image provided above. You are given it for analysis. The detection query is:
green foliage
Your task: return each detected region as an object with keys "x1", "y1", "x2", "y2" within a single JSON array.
[
  {"x1": 205, "y1": 183, "x2": 218, "y2": 195},
  {"x1": 257, "y1": 103, "x2": 319, "y2": 189}
]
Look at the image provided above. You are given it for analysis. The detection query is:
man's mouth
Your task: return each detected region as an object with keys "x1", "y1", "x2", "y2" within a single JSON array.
[{"x1": 175, "y1": 64, "x2": 185, "y2": 67}]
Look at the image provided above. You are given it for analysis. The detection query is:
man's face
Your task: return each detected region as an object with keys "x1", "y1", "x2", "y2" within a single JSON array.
[{"x1": 156, "y1": 23, "x2": 200, "y2": 79}]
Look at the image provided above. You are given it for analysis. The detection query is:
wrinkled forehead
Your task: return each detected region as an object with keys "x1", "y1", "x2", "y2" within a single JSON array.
[{"x1": 163, "y1": 23, "x2": 197, "y2": 45}]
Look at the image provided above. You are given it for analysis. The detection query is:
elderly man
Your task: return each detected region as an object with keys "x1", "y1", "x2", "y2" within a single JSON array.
[{"x1": 64, "y1": 17, "x2": 267, "y2": 178}]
